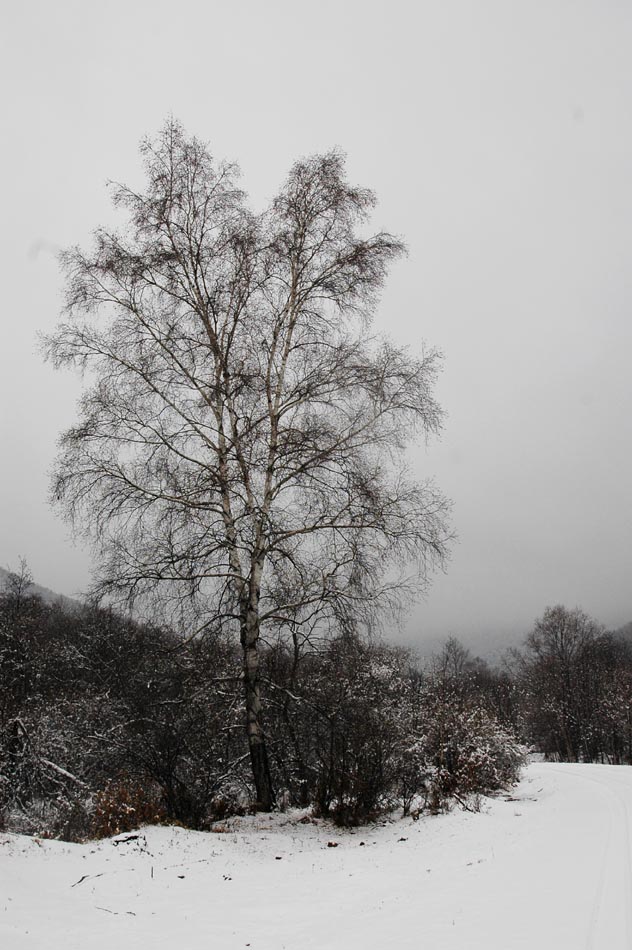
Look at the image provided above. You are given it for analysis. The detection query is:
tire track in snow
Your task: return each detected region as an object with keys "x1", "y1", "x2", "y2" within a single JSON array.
[
  {"x1": 584, "y1": 765, "x2": 632, "y2": 948},
  {"x1": 547, "y1": 765, "x2": 632, "y2": 950}
]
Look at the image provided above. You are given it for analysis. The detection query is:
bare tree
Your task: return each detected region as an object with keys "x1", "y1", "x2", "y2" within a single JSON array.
[
  {"x1": 45, "y1": 121, "x2": 451, "y2": 809},
  {"x1": 3, "y1": 559, "x2": 34, "y2": 611},
  {"x1": 522, "y1": 605, "x2": 604, "y2": 761},
  {"x1": 435, "y1": 636, "x2": 472, "y2": 681}
]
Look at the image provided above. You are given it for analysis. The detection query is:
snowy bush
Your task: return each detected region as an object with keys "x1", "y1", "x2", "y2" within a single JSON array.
[
  {"x1": 408, "y1": 669, "x2": 527, "y2": 812},
  {"x1": 92, "y1": 774, "x2": 167, "y2": 838}
]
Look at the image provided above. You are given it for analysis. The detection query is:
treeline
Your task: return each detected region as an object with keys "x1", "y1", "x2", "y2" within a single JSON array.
[
  {"x1": 516, "y1": 605, "x2": 632, "y2": 764},
  {"x1": 0, "y1": 573, "x2": 524, "y2": 839},
  {"x1": 2, "y1": 573, "x2": 629, "y2": 840}
]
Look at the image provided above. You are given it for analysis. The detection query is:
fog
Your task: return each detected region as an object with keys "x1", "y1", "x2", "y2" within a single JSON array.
[{"x1": 1, "y1": 0, "x2": 631, "y2": 655}]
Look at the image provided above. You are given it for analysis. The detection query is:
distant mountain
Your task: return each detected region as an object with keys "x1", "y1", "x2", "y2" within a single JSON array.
[{"x1": 0, "y1": 566, "x2": 82, "y2": 610}]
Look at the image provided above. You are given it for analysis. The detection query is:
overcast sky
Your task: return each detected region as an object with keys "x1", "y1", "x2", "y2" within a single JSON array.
[{"x1": 1, "y1": 1, "x2": 631, "y2": 653}]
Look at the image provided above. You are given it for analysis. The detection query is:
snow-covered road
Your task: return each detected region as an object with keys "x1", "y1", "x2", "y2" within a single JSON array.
[{"x1": 1, "y1": 762, "x2": 631, "y2": 949}]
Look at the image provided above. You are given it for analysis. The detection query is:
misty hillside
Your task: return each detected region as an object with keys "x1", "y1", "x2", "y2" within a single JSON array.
[
  {"x1": 0, "y1": 565, "x2": 80, "y2": 610},
  {"x1": 614, "y1": 620, "x2": 632, "y2": 644},
  {"x1": 0, "y1": 564, "x2": 628, "y2": 665}
]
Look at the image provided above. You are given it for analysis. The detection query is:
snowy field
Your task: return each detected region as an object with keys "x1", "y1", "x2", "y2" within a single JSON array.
[{"x1": 1, "y1": 762, "x2": 631, "y2": 950}]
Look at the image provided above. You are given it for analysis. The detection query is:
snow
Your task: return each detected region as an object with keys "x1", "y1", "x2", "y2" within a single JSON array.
[{"x1": 1, "y1": 762, "x2": 631, "y2": 949}]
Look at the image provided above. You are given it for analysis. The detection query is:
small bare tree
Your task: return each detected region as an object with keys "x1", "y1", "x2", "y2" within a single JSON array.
[
  {"x1": 46, "y1": 121, "x2": 451, "y2": 809},
  {"x1": 4, "y1": 559, "x2": 34, "y2": 611}
]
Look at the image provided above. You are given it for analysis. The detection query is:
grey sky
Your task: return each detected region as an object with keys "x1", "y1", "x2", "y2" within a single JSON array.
[{"x1": 1, "y1": 0, "x2": 631, "y2": 652}]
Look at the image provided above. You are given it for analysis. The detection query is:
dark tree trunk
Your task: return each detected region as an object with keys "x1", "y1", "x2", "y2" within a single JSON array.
[{"x1": 241, "y1": 599, "x2": 275, "y2": 811}]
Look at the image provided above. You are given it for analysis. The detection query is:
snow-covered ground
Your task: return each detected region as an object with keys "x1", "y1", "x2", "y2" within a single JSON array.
[{"x1": 1, "y1": 762, "x2": 631, "y2": 949}]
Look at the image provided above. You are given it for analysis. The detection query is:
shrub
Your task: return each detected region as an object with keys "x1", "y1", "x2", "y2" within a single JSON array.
[
  {"x1": 418, "y1": 687, "x2": 526, "y2": 806},
  {"x1": 92, "y1": 774, "x2": 167, "y2": 838}
]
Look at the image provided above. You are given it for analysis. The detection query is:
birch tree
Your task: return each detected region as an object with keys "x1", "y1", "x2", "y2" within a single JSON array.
[{"x1": 46, "y1": 121, "x2": 450, "y2": 809}]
